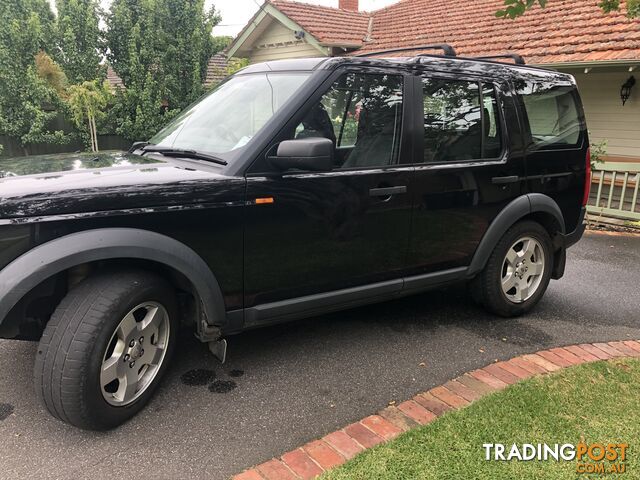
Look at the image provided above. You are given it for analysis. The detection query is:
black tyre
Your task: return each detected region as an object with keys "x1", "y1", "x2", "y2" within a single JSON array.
[
  {"x1": 34, "y1": 269, "x2": 178, "y2": 430},
  {"x1": 471, "y1": 220, "x2": 553, "y2": 317}
]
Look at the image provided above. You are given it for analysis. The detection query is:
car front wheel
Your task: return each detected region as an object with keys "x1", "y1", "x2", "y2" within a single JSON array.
[{"x1": 34, "y1": 269, "x2": 177, "y2": 430}]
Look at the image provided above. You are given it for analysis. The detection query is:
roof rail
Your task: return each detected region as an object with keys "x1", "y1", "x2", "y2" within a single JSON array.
[
  {"x1": 475, "y1": 54, "x2": 526, "y2": 65},
  {"x1": 355, "y1": 44, "x2": 457, "y2": 58}
]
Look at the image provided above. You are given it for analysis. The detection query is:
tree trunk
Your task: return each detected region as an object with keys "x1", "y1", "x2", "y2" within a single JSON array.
[
  {"x1": 86, "y1": 106, "x2": 96, "y2": 153},
  {"x1": 87, "y1": 117, "x2": 94, "y2": 152},
  {"x1": 91, "y1": 115, "x2": 99, "y2": 152},
  {"x1": 87, "y1": 111, "x2": 96, "y2": 153}
]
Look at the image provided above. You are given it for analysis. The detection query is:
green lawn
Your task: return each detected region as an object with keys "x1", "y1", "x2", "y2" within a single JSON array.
[{"x1": 322, "y1": 359, "x2": 640, "y2": 480}]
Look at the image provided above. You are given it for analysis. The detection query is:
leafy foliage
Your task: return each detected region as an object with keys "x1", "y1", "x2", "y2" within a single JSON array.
[
  {"x1": 226, "y1": 57, "x2": 249, "y2": 76},
  {"x1": 0, "y1": 0, "x2": 70, "y2": 153},
  {"x1": 496, "y1": 0, "x2": 547, "y2": 19},
  {"x1": 590, "y1": 136, "x2": 608, "y2": 169},
  {"x1": 496, "y1": 0, "x2": 640, "y2": 18},
  {"x1": 67, "y1": 80, "x2": 111, "y2": 151},
  {"x1": 105, "y1": 0, "x2": 221, "y2": 141},
  {"x1": 211, "y1": 35, "x2": 233, "y2": 54},
  {"x1": 55, "y1": 0, "x2": 104, "y2": 83},
  {"x1": 35, "y1": 51, "x2": 68, "y2": 96}
]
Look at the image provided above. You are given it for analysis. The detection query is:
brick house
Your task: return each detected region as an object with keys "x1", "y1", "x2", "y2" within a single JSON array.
[{"x1": 227, "y1": 0, "x2": 640, "y2": 164}]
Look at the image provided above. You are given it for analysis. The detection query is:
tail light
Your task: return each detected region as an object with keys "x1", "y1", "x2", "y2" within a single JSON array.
[{"x1": 582, "y1": 147, "x2": 591, "y2": 207}]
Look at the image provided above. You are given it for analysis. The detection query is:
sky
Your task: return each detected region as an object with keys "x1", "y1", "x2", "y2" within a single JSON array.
[{"x1": 47, "y1": 0, "x2": 399, "y2": 37}]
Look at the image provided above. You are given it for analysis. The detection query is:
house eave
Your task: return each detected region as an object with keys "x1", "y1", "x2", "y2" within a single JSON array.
[
  {"x1": 319, "y1": 42, "x2": 364, "y2": 49},
  {"x1": 226, "y1": 1, "x2": 328, "y2": 59},
  {"x1": 534, "y1": 59, "x2": 640, "y2": 70}
]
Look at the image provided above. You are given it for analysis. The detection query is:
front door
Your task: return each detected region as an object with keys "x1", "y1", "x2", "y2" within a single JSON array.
[{"x1": 243, "y1": 70, "x2": 413, "y2": 319}]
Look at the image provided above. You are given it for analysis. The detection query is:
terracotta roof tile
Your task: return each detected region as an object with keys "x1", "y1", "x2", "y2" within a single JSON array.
[
  {"x1": 358, "y1": 0, "x2": 640, "y2": 64},
  {"x1": 204, "y1": 53, "x2": 229, "y2": 86},
  {"x1": 106, "y1": 65, "x2": 124, "y2": 90},
  {"x1": 270, "y1": 0, "x2": 370, "y2": 45},
  {"x1": 267, "y1": 0, "x2": 640, "y2": 64}
]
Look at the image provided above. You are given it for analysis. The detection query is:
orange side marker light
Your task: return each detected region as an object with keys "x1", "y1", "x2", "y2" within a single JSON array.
[{"x1": 255, "y1": 197, "x2": 274, "y2": 205}]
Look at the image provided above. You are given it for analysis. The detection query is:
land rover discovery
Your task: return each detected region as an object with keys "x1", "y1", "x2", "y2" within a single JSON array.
[{"x1": 0, "y1": 47, "x2": 589, "y2": 429}]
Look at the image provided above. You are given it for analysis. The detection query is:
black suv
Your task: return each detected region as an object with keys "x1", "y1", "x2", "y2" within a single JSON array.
[{"x1": 0, "y1": 48, "x2": 589, "y2": 429}]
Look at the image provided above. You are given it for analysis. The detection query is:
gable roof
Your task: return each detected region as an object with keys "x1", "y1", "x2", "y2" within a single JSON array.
[
  {"x1": 270, "y1": 0, "x2": 370, "y2": 46},
  {"x1": 239, "y1": 0, "x2": 640, "y2": 65},
  {"x1": 360, "y1": 0, "x2": 640, "y2": 64}
]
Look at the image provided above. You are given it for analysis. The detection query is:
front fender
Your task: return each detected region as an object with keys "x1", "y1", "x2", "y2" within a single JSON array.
[{"x1": 0, "y1": 228, "x2": 226, "y2": 331}]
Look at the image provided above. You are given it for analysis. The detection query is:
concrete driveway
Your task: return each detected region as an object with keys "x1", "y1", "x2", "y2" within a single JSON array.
[{"x1": 0, "y1": 231, "x2": 638, "y2": 480}]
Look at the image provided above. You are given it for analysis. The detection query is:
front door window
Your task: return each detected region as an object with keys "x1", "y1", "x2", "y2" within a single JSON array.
[{"x1": 293, "y1": 72, "x2": 404, "y2": 169}]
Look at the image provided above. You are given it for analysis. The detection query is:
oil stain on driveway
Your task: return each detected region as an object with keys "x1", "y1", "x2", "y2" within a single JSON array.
[{"x1": 0, "y1": 232, "x2": 638, "y2": 480}]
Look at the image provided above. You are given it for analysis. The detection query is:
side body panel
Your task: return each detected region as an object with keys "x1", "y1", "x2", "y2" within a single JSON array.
[{"x1": 243, "y1": 167, "x2": 414, "y2": 312}]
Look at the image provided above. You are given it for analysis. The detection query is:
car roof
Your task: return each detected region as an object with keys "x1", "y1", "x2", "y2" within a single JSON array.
[{"x1": 238, "y1": 55, "x2": 574, "y2": 84}]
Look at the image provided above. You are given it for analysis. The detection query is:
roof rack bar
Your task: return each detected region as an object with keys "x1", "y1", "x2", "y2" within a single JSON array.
[
  {"x1": 355, "y1": 44, "x2": 457, "y2": 58},
  {"x1": 475, "y1": 53, "x2": 526, "y2": 65}
]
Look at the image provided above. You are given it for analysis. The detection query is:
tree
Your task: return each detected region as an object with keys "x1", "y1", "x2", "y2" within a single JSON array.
[
  {"x1": 0, "y1": 0, "x2": 69, "y2": 155},
  {"x1": 106, "y1": 10, "x2": 178, "y2": 141},
  {"x1": 105, "y1": 0, "x2": 221, "y2": 141},
  {"x1": 226, "y1": 57, "x2": 249, "y2": 76},
  {"x1": 35, "y1": 50, "x2": 68, "y2": 96},
  {"x1": 103, "y1": 0, "x2": 140, "y2": 85},
  {"x1": 158, "y1": 0, "x2": 221, "y2": 106},
  {"x1": 211, "y1": 35, "x2": 233, "y2": 54},
  {"x1": 55, "y1": 0, "x2": 103, "y2": 83},
  {"x1": 67, "y1": 80, "x2": 110, "y2": 152},
  {"x1": 497, "y1": 0, "x2": 640, "y2": 18}
]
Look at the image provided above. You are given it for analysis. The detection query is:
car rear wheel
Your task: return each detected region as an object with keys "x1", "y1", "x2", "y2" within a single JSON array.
[
  {"x1": 472, "y1": 220, "x2": 553, "y2": 317},
  {"x1": 34, "y1": 269, "x2": 177, "y2": 430}
]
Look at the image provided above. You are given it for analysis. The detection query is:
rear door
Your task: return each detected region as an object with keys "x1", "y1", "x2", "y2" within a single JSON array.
[
  {"x1": 243, "y1": 69, "x2": 414, "y2": 319},
  {"x1": 514, "y1": 75, "x2": 588, "y2": 233},
  {"x1": 405, "y1": 72, "x2": 526, "y2": 276}
]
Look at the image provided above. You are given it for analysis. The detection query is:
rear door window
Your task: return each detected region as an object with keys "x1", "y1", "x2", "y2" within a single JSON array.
[
  {"x1": 517, "y1": 82, "x2": 582, "y2": 149},
  {"x1": 422, "y1": 77, "x2": 503, "y2": 163}
]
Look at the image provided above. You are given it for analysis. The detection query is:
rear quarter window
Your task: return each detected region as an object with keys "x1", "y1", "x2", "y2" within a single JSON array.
[{"x1": 516, "y1": 81, "x2": 583, "y2": 149}]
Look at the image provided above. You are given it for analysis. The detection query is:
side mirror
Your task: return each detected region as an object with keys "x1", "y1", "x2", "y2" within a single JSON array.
[{"x1": 269, "y1": 138, "x2": 334, "y2": 172}]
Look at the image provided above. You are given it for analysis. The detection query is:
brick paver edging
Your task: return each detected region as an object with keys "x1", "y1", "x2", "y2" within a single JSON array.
[{"x1": 233, "y1": 341, "x2": 640, "y2": 480}]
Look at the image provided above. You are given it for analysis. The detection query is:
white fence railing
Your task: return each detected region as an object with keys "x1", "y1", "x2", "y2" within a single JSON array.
[{"x1": 587, "y1": 162, "x2": 640, "y2": 221}]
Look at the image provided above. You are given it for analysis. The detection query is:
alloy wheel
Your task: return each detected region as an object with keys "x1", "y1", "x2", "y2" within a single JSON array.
[
  {"x1": 100, "y1": 302, "x2": 170, "y2": 406},
  {"x1": 501, "y1": 236, "x2": 545, "y2": 304}
]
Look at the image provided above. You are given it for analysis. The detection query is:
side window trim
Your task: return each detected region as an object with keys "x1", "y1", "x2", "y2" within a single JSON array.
[
  {"x1": 480, "y1": 82, "x2": 509, "y2": 160},
  {"x1": 336, "y1": 88, "x2": 355, "y2": 147},
  {"x1": 418, "y1": 73, "x2": 507, "y2": 166}
]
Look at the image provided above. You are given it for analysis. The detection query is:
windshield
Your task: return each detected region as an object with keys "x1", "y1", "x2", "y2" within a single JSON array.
[{"x1": 149, "y1": 72, "x2": 311, "y2": 163}]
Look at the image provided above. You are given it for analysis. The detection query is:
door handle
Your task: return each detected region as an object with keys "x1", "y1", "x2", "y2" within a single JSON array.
[
  {"x1": 369, "y1": 185, "x2": 407, "y2": 197},
  {"x1": 491, "y1": 176, "x2": 520, "y2": 185}
]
